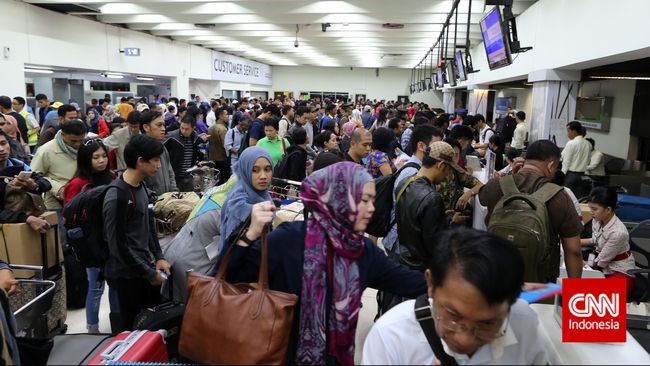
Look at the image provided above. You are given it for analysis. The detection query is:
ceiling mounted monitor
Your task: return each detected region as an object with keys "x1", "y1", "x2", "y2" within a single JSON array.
[
  {"x1": 455, "y1": 51, "x2": 467, "y2": 81},
  {"x1": 446, "y1": 61, "x2": 457, "y2": 87},
  {"x1": 479, "y1": 6, "x2": 512, "y2": 70}
]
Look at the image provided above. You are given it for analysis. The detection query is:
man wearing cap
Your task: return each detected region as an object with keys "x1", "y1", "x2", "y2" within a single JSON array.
[{"x1": 394, "y1": 141, "x2": 465, "y2": 272}]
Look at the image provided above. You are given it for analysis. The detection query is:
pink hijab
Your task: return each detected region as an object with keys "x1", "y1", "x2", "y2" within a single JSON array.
[{"x1": 342, "y1": 121, "x2": 357, "y2": 138}]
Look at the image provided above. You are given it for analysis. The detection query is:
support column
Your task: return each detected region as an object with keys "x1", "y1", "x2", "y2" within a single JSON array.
[
  {"x1": 467, "y1": 87, "x2": 489, "y2": 117},
  {"x1": 172, "y1": 71, "x2": 190, "y2": 100},
  {"x1": 528, "y1": 70, "x2": 580, "y2": 147},
  {"x1": 442, "y1": 89, "x2": 455, "y2": 114}
]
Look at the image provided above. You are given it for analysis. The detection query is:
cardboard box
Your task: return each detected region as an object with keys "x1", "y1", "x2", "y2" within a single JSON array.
[
  {"x1": 0, "y1": 211, "x2": 62, "y2": 278},
  {"x1": 580, "y1": 203, "x2": 592, "y2": 224}
]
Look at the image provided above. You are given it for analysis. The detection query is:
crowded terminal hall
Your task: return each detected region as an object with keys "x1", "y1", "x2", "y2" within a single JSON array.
[{"x1": 0, "y1": 0, "x2": 649, "y2": 364}]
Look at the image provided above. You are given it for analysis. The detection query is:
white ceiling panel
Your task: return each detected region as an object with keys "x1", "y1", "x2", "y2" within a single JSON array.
[{"x1": 24, "y1": 0, "x2": 537, "y2": 68}]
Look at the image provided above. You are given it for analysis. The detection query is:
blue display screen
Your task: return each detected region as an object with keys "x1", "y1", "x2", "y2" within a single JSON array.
[
  {"x1": 437, "y1": 68, "x2": 444, "y2": 87},
  {"x1": 479, "y1": 7, "x2": 511, "y2": 70},
  {"x1": 455, "y1": 51, "x2": 466, "y2": 81}
]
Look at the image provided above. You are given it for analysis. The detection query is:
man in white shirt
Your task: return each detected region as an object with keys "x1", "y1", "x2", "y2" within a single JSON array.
[
  {"x1": 510, "y1": 111, "x2": 528, "y2": 150},
  {"x1": 362, "y1": 228, "x2": 550, "y2": 365},
  {"x1": 561, "y1": 121, "x2": 592, "y2": 198},
  {"x1": 223, "y1": 115, "x2": 249, "y2": 166},
  {"x1": 473, "y1": 114, "x2": 494, "y2": 157},
  {"x1": 585, "y1": 137, "x2": 605, "y2": 176},
  {"x1": 205, "y1": 101, "x2": 218, "y2": 128},
  {"x1": 278, "y1": 105, "x2": 294, "y2": 138}
]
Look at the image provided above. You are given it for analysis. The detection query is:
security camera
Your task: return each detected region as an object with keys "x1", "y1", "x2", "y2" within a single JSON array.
[{"x1": 294, "y1": 39, "x2": 299, "y2": 48}]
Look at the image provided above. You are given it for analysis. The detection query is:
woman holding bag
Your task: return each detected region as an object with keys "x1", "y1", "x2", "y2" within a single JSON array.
[{"x1": 220, "y1": 162, "x2": 427, "y2": 365}]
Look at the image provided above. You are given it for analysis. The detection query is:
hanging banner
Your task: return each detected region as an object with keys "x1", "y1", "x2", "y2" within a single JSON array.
[{"x1": 211, "y1": 51, "x2": 272, "y2": 85}]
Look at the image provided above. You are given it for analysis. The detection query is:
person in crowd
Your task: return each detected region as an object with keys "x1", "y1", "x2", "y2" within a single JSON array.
[
  {"x1": 561, "y1": 121, "x2": 592, "y2": 198},
  {"x1": 363, "y1": 228, "x2": 551, "y2": 365},
  {"x1": 495, "y1": 148, "x2": 523, "y2": 178},
  {"x1": 136, "y1": 110, "x2": 177, "y2": 195},
  {"x1": 345, "y1": 128, "x2": 372, "y2": 165},
  {"x1": 362, "y1": 105, "x2": 376, "y2": 130},
  {"x1": 205, "y1": 101, "x2": 218, "y2": 128},
  {"x1": 401, "y1": 116, "x2": 427, "y2": 156},
  {"x1": 85, "y1": 108, "x2": 109, "y2": 138},
  {"x1": 0, "y1": 114, "x2": 29, "y2": 162},
  {"x1": 224, "y1": 115, "x2": 249, "y2": 168},
  {"x1": 0, "y1": 130, "x2": 51, "y2": 230},
  {"x1": 217, "y1": 147, "x2": 273, "y2": 254},
  {"x1": 387, "y1": 118, "x2": 405, "y2": 151},
  {"x1": 164, "y1": 104, "x2": 179, "y2": 132},
  {"x1": 510, "y1": 111, "x2": 528, "y2": 151},
  {"x1": 473, "y1": 113, "x2": 494, "y2": 156},
  {"x1": 585, "y1": 137, "x2": 605, "y2": 176},
  {"x1": 220, "y1": 162, "x2": 427, "y2": 364},
  {"x1": 395, "y1": 141, "x2": 463, "y2": 271},
  {"x1": 104, "y1": 110, "x2": 140, "y2": 171},
  {"x1": 103, "y1": 105, "x2": 116, "y2": 127},
  {"x1": 479, "y1": 140, "x2": 584, "y2": 281},
  {"x1": 248, "y1": 104, "x2": 281, "y2": 147},
  {"x1": 449, "y1": 125, "x2": 474, "y2": 171},
  {"x1": 31, "y1": 119, "x2": 87, "y2": 246},
  {"x1": 434, "y1": 114, "x2": 450, "y2": 138},
  {"x1": 39, "y1": 104, "x2": 78, "y2": 146},
  {"x1": 165, "y1": 115, "x2": 204, "y2": 192},
  {"x1": 581, "y1": 187, "x2": 636, "y2": 293},
  {"x1": 186, "y1": 105, "x2": 209, "y2": 136},
  {"x1": 115, "y1": 97, "x2": 132, "y2": 119},
  {"x1": 350, "y1": 108, "x2": 363, "y2": 127},
  {"x1": 279, "y1": 105, "x2": 294, "y2": 138},
  {"x1": 12, "y1": 96, "x2": 39, "y2": 152},
  {"x1": 63, "y1": 138, "x2": 118, "y2": 334},
  {"x1": 487, "y1": 134, "x2": 507, "y2": 172},
  {"x1": 282, "y1": 126, "x2": 310, "y2": 182},
  {"x1": 369, "y1": 108, "x2": 390, "y2": 132},
  {"x1": 208, "y1": 106, "x2": 231, "y2": 184},
  {"x1": 339, "y1": 121, "x2": 357, "y2": 154},
  {"x1": 337, "y1": 103, "x2": 353, "y2": 130},
  {"x1": 366, "y1": 127, "x2": 397, "y2": 178},
  {"x1": 256, "y1": 117, "x2": 291, "y2": 167},
  {"x1": 320, "y1": 103, "x2": 339, "y2": 130},
  {"x1": 550, "y1": 170, "x2": 582, "y2": 219},
  {"x1": 0, "y1": 96, "x2": 28, "y2": 147},
  {"x1": 313, "y1": 130, "x2": 341, "y2": 157},
  {"x1": 103, "y1": 134, "x2": 171, "y2": 331},
  {"x1": 35, "y1": 93, "x2": 51, "y2": 127},
  {"x1": 286, "y1": 106, "x2": 309, "y2": 141}
]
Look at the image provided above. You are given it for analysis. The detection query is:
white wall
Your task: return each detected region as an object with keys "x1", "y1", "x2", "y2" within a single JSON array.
[
  {"x1": 410, "y1": 90, "x2": 444, "y2": 107},
  {"x1": 578, "y1": 80, "x2": 638, "y2": 159},
  {"x1": 271, "y1": 66, "x2": 411, "y2": 101}
]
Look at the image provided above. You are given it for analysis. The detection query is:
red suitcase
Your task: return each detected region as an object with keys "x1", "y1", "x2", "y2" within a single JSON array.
[{"x1": 87, "y1": 330, "x2": 169, "y2": 365}]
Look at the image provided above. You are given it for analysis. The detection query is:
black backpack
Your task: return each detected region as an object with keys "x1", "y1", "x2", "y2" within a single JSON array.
[
  {"x1": 273, "y1": 150, "x2": 301, "y2": 180},
  {"x1": 63, "y1": 181, "x2": 135, "y2": 268},
  {"x1": 365, "y1": 162, "x2": 421, "y2": 237}
]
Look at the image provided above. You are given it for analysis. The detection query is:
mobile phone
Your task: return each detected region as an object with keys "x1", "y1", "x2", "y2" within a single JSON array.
[{"x1": 18, "y1": 171, "x2": 32, "y2": 179}]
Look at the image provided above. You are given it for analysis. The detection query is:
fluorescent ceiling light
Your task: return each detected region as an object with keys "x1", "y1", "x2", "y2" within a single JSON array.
[
  {"x1": 24, "y1": 68, "x2": 54, "y2": 74},
  {"x1": 24, "y1": 65, "x2": 53, "y2": 70},
  {"x1": 136, "y1": 76, "x2": 154, "y2": 81},
  {"x1": 589, "y1": 75, "x2": 650, "y2": 80},
  {"x1": 103, "y1": 73, "x2": 124, "y2": 79}
]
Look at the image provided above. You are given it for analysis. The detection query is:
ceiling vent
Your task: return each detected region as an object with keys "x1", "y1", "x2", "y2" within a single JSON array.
[
  {"x1": 32, "y1": 3, "x2": 99, "y2": 14},
  {"x1": 382, "y1": 23, "x2": 405, "y2": 29},
  {"x1": 194, "y1": 23, "x2": 215, "y2": 28}
]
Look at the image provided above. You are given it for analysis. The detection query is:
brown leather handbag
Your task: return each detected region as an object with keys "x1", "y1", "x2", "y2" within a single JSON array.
[{"x1": 178, "y1": 225, "x2": 298, "y2": 365}]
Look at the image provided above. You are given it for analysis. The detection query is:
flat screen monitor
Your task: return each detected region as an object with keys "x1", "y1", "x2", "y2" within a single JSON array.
[
  {"x1": 496, "y1": 97, "x2": 516, "y2": 114},
  {"x1": 436, "y1": 68, "x2": 444, "y2": 87},
  {"x1": 431, "y1": 72, "x2": 438, "y2": 88},
  {"x1": 446, "y1": 61, "x2": 457, "y2": 87},
  {"x1": 479, "y1": 6, "x2": 512, "y2": 70},
  {"x1": 455, "y1": 50, "x2": 467, "y2": 81}
]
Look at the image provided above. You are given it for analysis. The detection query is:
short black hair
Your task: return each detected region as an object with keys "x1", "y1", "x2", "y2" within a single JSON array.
[
  {"x1": 586, "y1": 137, "x2": 595, "y2": 149},
  {"x1": 13, "y1": 97, "x2": 25, "y2": 106},
  {"x1": 435, "y1": 114, "x2": 449, "y2": 128},
  {"x1": 463, "y1": 115, "x2": 479, "y2": 127},
  {"x1": 61, "y1": 119, "x2": 87, "y2": 136},
  {"x1": 443, "y1": 137, "x2": 461, "y2": 152},
  {"x1": 505, "y1": 148, "x2": 521, "y2": 162},
  {"x1": 313, "y1": 130, "x2": 335, "y2": 149},
  {"x1": 139, "y1": 110, "x2": 163, "y2": 133},
  {"x1": 126, "y1": 110, "x2": 141, "y2": 125},
  {"x1": 475, "y1": 113, "x2": 486, "y2": 124},
  {"x1": 524, "y1": 140, "x2": 561, "y2": 162},
  {"x1": 413, "y1": 117, "x2": 429, "y2": 127},
  {"x1": 428, "y1": 227, "x2": 524, "y2": 306},
  {"x1": 180, "y1": 115, "x2": 196, "y2": 128},
  {"x1": 450, "y1": 125, "x2": 473, "y2": 141},
  {"x1": 410, "y1": 125, "x2": 443, "y2": 155},
  {"x1": 282, "y1": 105, "x2": 293, "y2": 116},
  {"x1": 326, "y1": 103, "x2": 337, "y2": 113},
  {"x1": 566, "y1": 120, "x2": 583, "y2": 133},
  {"x1": 312, "y1": 151, "x2": 344, "y2": 172},
  {"x1": 264, "y1": 104, "x2": 281, "y2": 117},
  {"x1": 516, "y1": 111, "x2": 526, "y2": 120},
  {"x1": 489, "y1": 134, "x2": 505, "y2": 151},
  {"x1": 587, "y1": 186, "x2": 618, "y2": 210},
  {"x1": 35, "y1": 94, "x2": 48, "y2": 101},
  {"x1": 124, "y1": 134, "x2": 164, "y2": 169},
  {"x1": 295, "y1": 106, "x2": 309, "y2": 117},
  {"x1": 264, "y1": 117, "x2": 280, "y2": 131},
  {"x1": 186, "y1": 106, "x2": 202, "y2": 119},
  {"x1": 58, "y1": 104, "x2": 77, "y2": 118},
  {"x1": 291, "y1": 126, "x2": 308, "y2": 145},
  {"x1": 388, "y1": 118, "x2": 401, "y2": 130},
  {"x1": 371, "y1": 127, "x2": 395, "y2": 154},
  {"x1": 0, "y1": 96, "x2": 11, "y2": 109}
]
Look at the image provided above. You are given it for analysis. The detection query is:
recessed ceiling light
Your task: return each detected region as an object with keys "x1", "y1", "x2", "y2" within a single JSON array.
[
  {"x1": 102, "y1": 73, "x2": 124, "y2": 79},
  {"x1": 24, "y1": 65, "x2": 53, "y2": 70},
  {"x1": 136, "y1": 76, "x2": 154, "y2": 81},
  {"x1": 24, "y1": 68, "x2": 54, "y2": 74},
  {"x1": 589, "y1": 75, "x2": 650, "y2": 80}
]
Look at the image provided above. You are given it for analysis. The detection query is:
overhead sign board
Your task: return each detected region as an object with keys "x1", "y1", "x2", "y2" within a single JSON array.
[
  {"x1": 123, "y1": 48, "x2": 140, "y2": 56},
  {"x1": 211, "y1": 50, "x2": 272, "y2": 85}
]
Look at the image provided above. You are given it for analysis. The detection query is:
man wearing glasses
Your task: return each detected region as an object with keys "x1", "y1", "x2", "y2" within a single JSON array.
[{"x1": 362, "y1": 228, "x2": 550, "y2": 365}]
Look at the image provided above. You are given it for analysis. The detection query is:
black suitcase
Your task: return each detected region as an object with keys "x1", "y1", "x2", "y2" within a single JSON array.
[
  {"x1": 133, "y1": 275, "x2": 184, "y2": 359},
  {"x1": 63, "y1": 247, "x2": 88, "y2": 309}
]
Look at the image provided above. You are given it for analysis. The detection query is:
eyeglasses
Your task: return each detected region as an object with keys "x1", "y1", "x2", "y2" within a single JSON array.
[
  {"x1": 83, "y1": 138, "x2": 101, "y2": 146},
  {"x1": 430, "y1": 301, "x2": 509, "y2": 341}
]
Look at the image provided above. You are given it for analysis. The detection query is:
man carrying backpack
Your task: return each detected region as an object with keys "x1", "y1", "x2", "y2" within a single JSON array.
[
  {"x1": 478, "y1": 140, "x2": 583, "y2": 282},
  {"x1": 103, "y1": 134, "x2": 171, "y2": 330}
]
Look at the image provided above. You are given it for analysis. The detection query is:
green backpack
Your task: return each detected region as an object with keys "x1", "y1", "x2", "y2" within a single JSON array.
[{"x1": 487, "y1": 175, "x2": 563, "y2": 283}]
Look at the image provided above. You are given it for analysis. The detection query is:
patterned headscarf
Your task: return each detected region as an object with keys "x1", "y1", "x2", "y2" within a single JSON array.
[
  {"x1": 296, "y1": 162, "x2": 373, "y2": 365},
  {"x1": 342, "y1": 121, "x2": 357, "y2": 137},
  {"x1": 218, "y1": 146, "x2": 273, "y2": 253}
]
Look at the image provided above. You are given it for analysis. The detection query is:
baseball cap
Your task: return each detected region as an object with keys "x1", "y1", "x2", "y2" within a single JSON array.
[
  {"x1": 427, "y1": 141, "x2": 465, "y2": 174},
  {"x1": 50, "y1": 101, "x2": 64, "y2": 109},
  {"x1": 70, "y1": 102, "x2": 80, "y2": 111},
  {"x1": 363, "y1": 105, "x2": 372, "y2": 112},
  {"x1": 136, "y1": 103, "x2": 150, "y2": 113}
]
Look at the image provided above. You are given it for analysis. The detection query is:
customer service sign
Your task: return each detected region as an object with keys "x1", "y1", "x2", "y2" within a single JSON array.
[{"x1": 211, "y1": 51, "x2": 272, "y2": 85}]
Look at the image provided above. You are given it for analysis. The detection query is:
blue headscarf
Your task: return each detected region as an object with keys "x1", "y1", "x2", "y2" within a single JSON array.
[{"x1": 218, "y1": 146, "x2": 273, "y2": 253}]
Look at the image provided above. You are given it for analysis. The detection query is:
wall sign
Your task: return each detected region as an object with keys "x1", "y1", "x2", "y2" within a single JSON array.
[
  {"x1": 123, "y1": 48, "x2": 140, "y2": 56},
  {"x1": 211, "y1": 51, "x2": 272, "y2": 85}
]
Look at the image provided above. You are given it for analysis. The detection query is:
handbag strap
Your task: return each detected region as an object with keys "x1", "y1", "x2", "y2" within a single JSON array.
[
  {"x1": 214, "y1": 216, "x2": 251, "y2": 281},
  {"x1": 414, "y1": 295, "x2": 458, "y2": 366}
]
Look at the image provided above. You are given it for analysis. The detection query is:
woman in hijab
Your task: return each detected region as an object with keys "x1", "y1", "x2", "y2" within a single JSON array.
[
  {"x1": 221, "y1": 162, "x2": 426, "y2": 364},
  {"x1": 218, "y1": 146, "x2": 273, "y2": 253},
  {"x1": 339, "y1": 121, "x2": 357, "y2": 154},
  {"x1": 0, "y1": 114, "x2": 30, "y2": 162}
]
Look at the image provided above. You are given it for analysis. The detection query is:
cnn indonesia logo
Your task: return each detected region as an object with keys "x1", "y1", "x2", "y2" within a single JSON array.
[{"x1": 562, "y1": 278, "x2": 626, "y2": 343}]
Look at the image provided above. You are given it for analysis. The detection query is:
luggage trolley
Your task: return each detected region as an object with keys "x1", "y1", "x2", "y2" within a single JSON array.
[
  {"x1": 187, "y1": 161, "x2": 220, "y2": 196},
  {"x1": 8, "y1": 264, "x2": 57, "y2": 338},
  {"x1": 270, "y1": 178, "x2": 306, "y2": 227}
]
